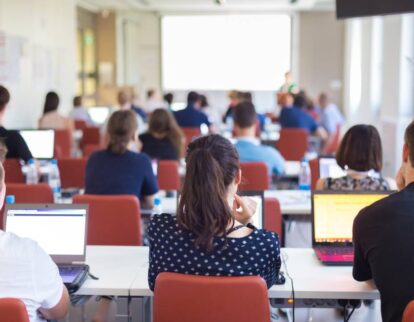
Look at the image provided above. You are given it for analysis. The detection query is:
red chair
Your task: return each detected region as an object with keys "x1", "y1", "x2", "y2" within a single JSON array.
[
  {"x1": 322, "y1": 125, "x2": 341, "y2": 155},
  {"x1": 54, "y1": 129, "x2": 72, "y2": 158},
  {"x1": 74, "y1": 120, "x2": 88, "y2": 130},
  {"x1": 264, "y1": 197, "x2": 282, "y2": 240},
  {"x1": 80, "y1": 127, "x2": 101, "y2": 150},
  {"x1": 57, "y1": 158, "x2": 87, "y2": 189},
  {"x1": 239, "y1": 162, "x2": 270, "y2": 191},
  {"x1": 403, "y1": 300, "x2": 414, "y2": 322},
  {"x1": 4, "y1": 159, "x2": 24, "y2": 183},
  {"x1": 157, "y1": 160, "x2": 180, "y2": 191},
  {"x1": 277, "y1": 128, "x2": 309, "y2": 161},
  {"x1": 309, "y1": 158, "x2": 320, "y2": 191},
  {"x1": 154, "y1": 273, "x2": 270, "y2": 322},
  {"x1": 0, "y1": 298, "x2": 29, "y2": 322},
  {"x1": 73, "y1": 194, "x2": 141, "y2": 246},
  {"x1": 83, "y1": 144, "x2": 102, "y2": 158},
  {"x1": 181, "y1": 127, "x2": 201, "y2": 157}
]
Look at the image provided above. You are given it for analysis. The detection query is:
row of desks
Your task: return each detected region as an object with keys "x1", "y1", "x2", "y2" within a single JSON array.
[{"x1": 77, "y1": 246, "x2": 378, "y2": 300}]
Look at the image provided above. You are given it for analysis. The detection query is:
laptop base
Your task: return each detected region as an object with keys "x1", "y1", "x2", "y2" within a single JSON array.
[
  {"x1": 314, "y1": 247, "x2": 354, "y2": 266},
  {"x1": 59, "y1": 264, "x2": 90, "y2": 294}
]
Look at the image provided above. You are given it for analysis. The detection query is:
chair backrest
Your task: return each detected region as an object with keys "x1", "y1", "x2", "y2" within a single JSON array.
[
  {"x1": 80, "y1": 127, "x2": 101, "y2": 149},
  {"x1": 403, "y1": 300, "x2": 414, "y2": 322},
  {"x1": 181, "y1": 127, "x2": 201, "y2": 157},
  {"x1": 264, "y1": 197, "x2": 282, "y2": 240},
  {"x1": 239, "y1": 162, "x2": 270, "y2": 191},
  {"x1": 74, "y1": 120, "x2": 88, "y2": 130},
  {"x1": 83, "y1": 144, "x2": 102, "y2": 158},
  {"x1": 277, "y1": 128, "x2": 309, "y2": 161},
  {"x1": 57, "y1": 158, "x2": 87, "y2": 189},
  {"x1": 73, "y1": 194, "x2": 141, "y2": 246},
  {"x1": 4, "y1": 159, "x2": 24, "y2": 184},
  {"x1": 54, "y1": 129, "x2": 72, "y2": 158},
  {"x1": 322, "y1": 124, "x2": 341, "y2": 155},
  {"x1": 309, "y1": 158, "x2": 320, "y2": 190},
  {"x1": 0, "y1": 298, "x2": 29, "y2": 322},
  {"x1": 154, "y1": 273, "x2": 270, "y2": 322},
  {"x1": 157, "y1": 160, "x2": 180, "y2": 191}
]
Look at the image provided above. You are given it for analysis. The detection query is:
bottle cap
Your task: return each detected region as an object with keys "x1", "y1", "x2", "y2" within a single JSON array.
[
  {"x1": 50, "y1": 159, "x2": 58, "y2": 165},
  {"x1": 154, "y1": 197, "x2": 161, "y2": 206},
  {"x1": 6, "y1": 195, "x2": 15, "y2": 204},
  {"x1": 28, "y1": 159, "x2": 35, "y2": 165}
]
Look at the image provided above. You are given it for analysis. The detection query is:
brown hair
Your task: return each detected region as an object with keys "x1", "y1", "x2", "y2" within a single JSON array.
[
  {"x1": 43, "y1": 91, "x2": 60, "y2": 114},
  {"x1": 336, "y1": 124, "x2": 383, "y2": 172},
  {"x1": 148, "y1": 109, "x2": 184, "y2": 159},
  {"x1": 0, "y1": 139, "x2": 7, "y2": 163},
  {"x1": 0, "y1": 85, "x2": 10, "y2": 112},
  {"x1": 404, "y1": 121, "x2": 414, "y2": 165},
  {"x1": 107, "y1": 110, "x2": 138, "y2": 154},
  {"x1": 233, "y1": 101, "x2": 256, "y2": 129},
  {"x1": 177, "y1": 135, "x2": 240, "y2": 250}
]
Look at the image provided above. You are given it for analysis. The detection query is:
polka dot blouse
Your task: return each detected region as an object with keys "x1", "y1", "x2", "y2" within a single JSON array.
[{"x1": 148, "y1": 214, "x2": 281, "y2": 291}]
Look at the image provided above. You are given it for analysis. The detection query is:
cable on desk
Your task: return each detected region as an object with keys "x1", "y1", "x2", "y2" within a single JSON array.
[
  {"x1": 344, "y1": 306, "x2": 356, "y2": 322},
  {"x1": 281, "y1": 251, "x2": 295, "y2": 322}
]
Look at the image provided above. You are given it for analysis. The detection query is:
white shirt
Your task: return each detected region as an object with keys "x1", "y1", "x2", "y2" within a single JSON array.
[
  {"x1": 320, "y1": 104, "x2": 344, "y2": 134},
  {"x1": 144, "y1": 99, "x2": 165, "y2": 114},
  {"x1": 69, "y1": 107, "x2": 94, "y2": 126},
  {"x1": 0, "y1": 231, "x2": 63, "y2": 322}
]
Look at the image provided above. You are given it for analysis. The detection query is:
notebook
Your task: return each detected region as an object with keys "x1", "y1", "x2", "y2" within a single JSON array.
[{"x1": 318, "y1": 157, "x2": 346, "y2": 179}]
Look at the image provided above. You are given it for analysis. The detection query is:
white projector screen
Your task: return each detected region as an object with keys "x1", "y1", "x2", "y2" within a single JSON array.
[{"x1": 162, "y1": 14, "x2": 292, "y2": 91}]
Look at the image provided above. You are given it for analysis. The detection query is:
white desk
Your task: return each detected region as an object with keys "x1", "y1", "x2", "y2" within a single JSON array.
[{"x1": 265, "y1": 190, "x2": 311, "y2": 215}]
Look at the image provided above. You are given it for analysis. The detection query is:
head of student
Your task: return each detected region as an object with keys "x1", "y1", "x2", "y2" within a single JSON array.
[
  {"x1": 293, "y1": 92, "x2": 307, "y2": 109},
  {"x1": 233, "y1": 101, "x2": 256, "y2": 137},
  {"x1": 278, "y1": 92, "x2": 294, "y2": 108},
  {"x1": 147, "y1": 89, "x2": 155, "y2": 99},
  {"x1": 199, "y1": 95, "x2": 208, "y2": 109},
  {"x1": 43, "y1": 91, "x2": 60, "y2": 115},
  {"x1": 164, "y1": 93, "x2": 173, "y2": 105},
  {"x1": 187, "y1": 91, "x2": 201, "y2": 108},
  {"x1": 73, "y1": 96, "x2": 82, "y2": 109},
  {"x1": 336, "y1": 124, "x2": 383, "y2": 172},
  {"x1": 107, "y1": 110, "x2": 138, "y2": 155},
  {"x1": 318, "y1": 93, "x2": 329, "y2": 109},
  {"x1": 117, "y1": 90, "x2": 130, "y2": 106},
  {"x1": 178, "y1": 134, "x2": 241, "y2": 250},
  {"x1": 0, "y1": 85, "x2": 10, "y2": 115}
]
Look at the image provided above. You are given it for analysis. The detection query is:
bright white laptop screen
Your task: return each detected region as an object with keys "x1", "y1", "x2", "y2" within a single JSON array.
[
  {"x1": 88, "y1": 107, "x2": 110, "y2": 125},
  {"x1": 19, "y1": 130, "x2": 54, "y2": 159},
  {"x1": 5, "y1": 206, "x2": 87, "y2": 262},
  {"x1": 313, "y1": 193, "x2": 389, "y2": 243},
  {"x1": 319, "y1": 158, "x2": 346, "y2": 179},
  {"x1": 250, "y1": 195, "x2": 263, "y2": 229}
]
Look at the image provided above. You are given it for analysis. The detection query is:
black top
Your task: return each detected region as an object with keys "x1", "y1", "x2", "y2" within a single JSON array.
[
  {"x1": 148, "y1": 214, "x2": 281, "y2": 291},
  {"x1": 0, "y1": 127, "x2": 33, "y2": 162},
  {"x1": 353, "y1": 183, "x2": 414, "y2": 322},
  {"x1": 139, "y1": 133, "x2": 178, "y2": 161}
]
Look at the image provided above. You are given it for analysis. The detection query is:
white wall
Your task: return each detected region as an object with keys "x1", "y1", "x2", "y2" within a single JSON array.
[{"x1": 0, "y1": 0, "x2": 76, "y2": 128}]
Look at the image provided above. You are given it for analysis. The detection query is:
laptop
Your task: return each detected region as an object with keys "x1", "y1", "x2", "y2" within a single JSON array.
[
  {"x1": 4, "y1": 204, "x2": 89, "y2": 292},
  {"x1": 238, "y1": 191, "x2": 264, "y2": 230},
  {"x1": 19, "y1": 129, "x2": 55, "y2": 160},
  {"x1": 312, "y1": 191, "x2": 391, "y2": 265},
  {"x1": 88, "y1": 106, "x2": 110, "y2": 125},
  {"x1": 319, "y1": 157, "x2": 346, "y2": 179}
]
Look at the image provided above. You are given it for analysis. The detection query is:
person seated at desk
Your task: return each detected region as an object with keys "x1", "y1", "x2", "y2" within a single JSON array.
[
  {"x1": 353, "y1": 121, "x2": 414, "y2": 322},
  {"x1": 69, "y1": 96, "x2": 93, "y2": 126},
  {"x1": 279, "y1": 93, "x2": 327, "y2": 141},
  {"x1": 0, "y1": 85, "x2": 33, "y2": 162},
  {"x1": 139, "y1": 108, "x2": 184, "y2": 161},
  {"x1": 118, "y1": 90, "x2": 147, "y2": 122},
  {"x1": 85, "y1": 110, "x2": 158, "y2": 209},
  {"x1": 148, "y1": 134, "x2": 281, "y2": 290},
  {"x1": 316, "y1": 124, "x2": 395, "y2": 191},
  {"x1": 233, "y1": 101, "x2": 285, "y2": 176},
  {"x1": 0, "y1": 161, "x2": 69, "y2": 322},
  {"x1": 39, "y1": 91, "x2": 74, "y2": 131},
  {"x1": 173, "y1": 91, "x2": 211, "y2": 130},
  {"x1": 318, "y1": 92, "x2": 343, "y2": 135}
]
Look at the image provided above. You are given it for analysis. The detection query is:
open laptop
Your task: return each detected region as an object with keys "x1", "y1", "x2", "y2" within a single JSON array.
[
  {"x1": 312, "y1": 191, "x2": 391, "y2": 265},
  {"x1": 238, "y1": 191, "x2": 264, "y2": 230},
  {"x1": 4, "y1": 204, "x2": 89, "y2": 292},
  {"x1": 319, "y1": 157, "x2": 346, "y2": 179},
  {"x1": 88, "y1": 106, "x2": 110, "y2": 125},
  {"x1": 19, "y1": 129, "x2": 55, "y2": 160}
]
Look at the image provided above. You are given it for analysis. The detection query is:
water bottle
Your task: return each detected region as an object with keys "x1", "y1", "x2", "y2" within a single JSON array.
[
  {"x1": 26, "y1": 159, "x2": 38, "y2": 184},
  {"x1": 298, "y1": 158, "x2": 311, "y2": 191},
  {"x1": 49, "y1": 159, "x2": 61, "y2": 202},
  {"x1": 153, "y1": 197, "x2": 163, "y2": 215},
  {"x1": 6, "y1": 195, "x2": 15, "y2": 204}
]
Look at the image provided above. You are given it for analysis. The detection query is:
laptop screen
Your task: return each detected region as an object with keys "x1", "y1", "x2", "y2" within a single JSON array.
[
  {"x1": 238, "y1": 191, "x2": 264, "y2": 230},
  {"x1": 88, "y1": 107, "x2": 110, "y2": 125},
  {"x1": 319, "y1": 158, "x2": 346, "y2": 179},
  {"x1": 19, "y1": 130, "x2": 55, "y2": 159},
  {"x1": 5, "y1": 205, "x2": 87, "y2": 263},
  {"x1": 313, "y1": 192, "x2": 389, "y2": 244}
]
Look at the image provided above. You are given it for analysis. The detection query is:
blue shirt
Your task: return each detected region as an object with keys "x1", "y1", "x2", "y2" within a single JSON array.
[
  {"x1": 132, "y1": 104, "x2": 147, "y2": 122},
  {"x1": 173, "y1": 105, "x2": 211, "y2": 128},
  {"x1": 148, "y1": 214, "x2": 281, "y2": 290},
  {"x1": 234, "y1": 138, "x2": 285, "y2": 175},
  {"x1": 320, "y1": 104, "x2": 343, "y2": 134},
  {"x1": 279, "y1": 106, "x2": 318, "y2": 133},
  {"x1": 85, "y1": 149, "x2": 158, "y2": 200}
]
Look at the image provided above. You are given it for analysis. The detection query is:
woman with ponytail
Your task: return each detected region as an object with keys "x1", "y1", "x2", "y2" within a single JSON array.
[
  {"x1": 85, "y1": 110, "x2": 158, "y2": 208},
  {"x1": 148, "y1": 134, "x2": 281, "y2": 290}
]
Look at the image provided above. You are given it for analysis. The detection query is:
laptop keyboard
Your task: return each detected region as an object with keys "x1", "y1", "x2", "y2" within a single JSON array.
[{"x1": 316, "y1": 247, "x2": 354, "y2": 256}]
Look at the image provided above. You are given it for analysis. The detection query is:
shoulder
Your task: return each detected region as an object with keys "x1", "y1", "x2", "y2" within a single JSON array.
[
  {"x1": 251, "y1": 229, "x2": 280, "y2": 247},
  {"x1": 0, "y1": 231, "x2": 41, "y2": 257},
  {"x1": 88, "y1": 150, "x2": 107, "y2": 162},
  {"x1": 149, "y1": 214, "x2": 177, "y2": 232},
  {"x1": 139, "y1": 133, "x2": 151, "y2": 141}
]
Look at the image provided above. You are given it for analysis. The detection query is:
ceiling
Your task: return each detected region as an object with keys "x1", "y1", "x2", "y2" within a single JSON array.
[{"x1": 77, "y1": 0, "x2": 335, "y2": 13}]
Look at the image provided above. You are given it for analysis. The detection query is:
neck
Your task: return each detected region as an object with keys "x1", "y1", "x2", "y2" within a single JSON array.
[
  {"x1": 405, "y1": 166, "x2": 414, "y2": 187},
  {"x1": 0, "y1": 110, "x2": 5, "y2": 126},
  {"x1": 234, "y1": 126, "x2": 256, "y2": 138}
]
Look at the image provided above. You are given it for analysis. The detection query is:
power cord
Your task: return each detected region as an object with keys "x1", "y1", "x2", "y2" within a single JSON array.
[{"x1": 281, "y1": 251, "x2": 295, "y2": 322}]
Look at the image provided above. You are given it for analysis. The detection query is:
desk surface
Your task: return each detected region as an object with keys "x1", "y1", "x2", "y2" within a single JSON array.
[{"x1": 264, "y1": 190, "x2": 311, "y2": 215}]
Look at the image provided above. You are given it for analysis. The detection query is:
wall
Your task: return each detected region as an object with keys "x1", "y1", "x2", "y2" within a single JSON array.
[{"x1": 0, "y1": 0, "x2": 76, "y2": 128}]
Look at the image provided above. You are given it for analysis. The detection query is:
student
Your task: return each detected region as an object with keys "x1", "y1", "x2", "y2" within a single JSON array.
[
  {"x1": 233, "y1": 101, "x2": 285, "y2": 176},
  {"x1": 316, "y1": 125, "x2": 395, "y2": 190},
  {"x1": 39, "y1": 92, "x2": 74, "y2": 131},
  {"x1": 118, "y1": 90, "x2": 147, "y2": 122},
  {"x1": 148, "y1": 134, "x2": 281, "y2": 290},
  {"x1": 223, "y1": 90, "x2": 240, "y2": 123},
  {"x1": 200, "y1": 94, "x2": 220, "y2": 125},
  {"x1": 353, "y1": 120, "x2": 414, "y2": 322},
  {"x1": 0, "y1": 162, "x2": 69, "y2": 321},
  {"x1": 0, "y1": 85, "x2": 33, "y2": 162},
  {"x1": 144, "y1": 89, "x2": 165, "y2": 114},
  {"x1": 139, "y1": 108, "x2": 184, "y2": 161},
  {"x1": 318, "y1": 93, "x2": 343, "y2": 135},
  {"x1": 163, "y1": 93, "x2": 174, "y2": 111},
  {"x1": 69, "y1": 96, "x2": 93, "y2": 126},
  {"x1": 174, "y1": 91, "x2": 211, "y2": 129},
  {"x1": 85, "y1": 110, "x2": 158, "y2": 208}
]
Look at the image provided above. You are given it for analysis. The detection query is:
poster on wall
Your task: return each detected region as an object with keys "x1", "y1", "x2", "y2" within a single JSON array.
[{"x1": 0, "y1": 31, "x2": 24, "y2": 84}]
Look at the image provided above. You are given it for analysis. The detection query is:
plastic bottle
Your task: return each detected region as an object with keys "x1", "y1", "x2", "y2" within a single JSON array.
[
  {"x1": 49, "y1": 159, "x2": 61, "y2": 202},
  {"x1": 153, "y1": 197, "x2": 163, "y2": 215},
  {"x1": 6, "y1": 195, "x2": 15, "y2": 204},
  {"x1": 26, "y1": 159, "x2": 39, "y2": 184},
  {"x1": 298, "y1": 157, "x2": 311, "y2": 191}
]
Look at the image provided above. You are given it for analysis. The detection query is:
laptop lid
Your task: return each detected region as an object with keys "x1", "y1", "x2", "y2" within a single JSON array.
[
  {"x1": 88, "y1": 107, "x2": 110, "y2": 125},
  {"x1": 319, "y1": 157, "x2": 346, "y2": 179},
  {"x1": 312, "y1": 191, "x2": 391, "y2": 247},
  {"x1": 19, "y1": 129, "x2": 55, "y2": 160},
  {"x1": 238, "y1": 191, "x2": 264, "y2": 230},
  {"x1": 4, "y1": 204, "x2": 88, "y2": 264}
]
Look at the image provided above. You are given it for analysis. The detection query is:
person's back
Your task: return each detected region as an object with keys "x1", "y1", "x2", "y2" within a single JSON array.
[
  {"x1": 279, "y1": 106, "x2": 318, "y2": 133},
  {"x1": 318, "y1": 93, "x2": 343, "y2": 135},
  {"x1": 69, "y1": 96, "x2": 93, "y2": 125},
  {"x1": 139, "y1": 133, "x2": 178, "y2": 160},
  {"x1": 173, "y1": 91, "x2": 211, "y2": 128},
  {"x1": 39, "y1": 92, "x2": 74, "y2": 131}
]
